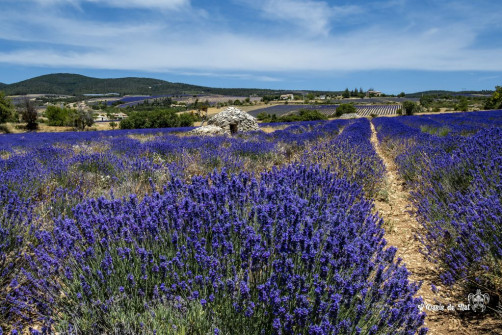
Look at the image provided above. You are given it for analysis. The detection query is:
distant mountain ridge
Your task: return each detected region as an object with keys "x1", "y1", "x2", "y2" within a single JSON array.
[
  {"x1": 0, "y1": 73, "x2": 299, "y2": 96},
  {"x1": 0, "y1": 73, "x2": 493, "y2": 97},
  {"x1": 405, "y1": 89, "x2": 493, "y2": 98}
]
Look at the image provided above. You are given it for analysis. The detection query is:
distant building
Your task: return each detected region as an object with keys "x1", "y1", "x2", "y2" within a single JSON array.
[
  {"x1": 95, "y1": 112, "x2": 127, "y2": 122},
  {"x1": 114, "y1": 112, "x2": 128, "y2": 120},
  {"x1": 280, "y1": 94, "x2": 294, "y2": 100},
  {"x1": 366, "y1": 90, "x2": 382, "y2": 97}
]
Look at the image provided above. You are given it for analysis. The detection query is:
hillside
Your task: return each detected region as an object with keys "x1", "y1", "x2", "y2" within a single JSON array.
[
  {"x1": 406, "y1": 89, "x2": 493, "y2": 98},
  {"x1": 0, "y1": 73, "x2": 300, "y2": 96},
  {"x1": 2, "y1": 73, "x2": 491, "y2": 98}
]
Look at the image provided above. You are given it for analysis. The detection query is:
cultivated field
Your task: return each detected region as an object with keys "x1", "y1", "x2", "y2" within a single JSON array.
[
  {"x1": 248, "y1": 104, "x2": 401, "y2": 117},
  {"x1": 1, "y1": 110, "x2": 502, "y2": 334},
  {"x1": 102, "y1": 95, "x2": 262, "y2": 108}
]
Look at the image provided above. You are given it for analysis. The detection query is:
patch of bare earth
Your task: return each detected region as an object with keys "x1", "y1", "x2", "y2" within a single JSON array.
[{"x1": 369, "y1": 121, "x2": 502, "y2": 335}]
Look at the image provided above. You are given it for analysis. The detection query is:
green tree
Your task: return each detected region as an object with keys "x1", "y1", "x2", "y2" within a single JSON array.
[
  {"x1": 45, "y1": 105, "x2": 72, "y2": 126},
  {"x1": 256, "y1": 112, "x2": 269, "y2": 121},
  {"x1": 20, "y1": 98, "x2": 38, "y2": 130},
  {"x1": 72, "y1": 109, "x2": 95, "y2": 130},
  {"x1": 120, "y1": 109, "x2": 195, "y2": 129},
  {"x1": 336, "y1": 103, "x2": 357, "y2": 117},
  {"x1": 0, "y1": 91, "x2": 14, "y2": 124},
  {"x1": 455, "y1": 96, "x2": 469, "y2": 111},
  {"x1": 402, "y1": 101, "x2": 419, "y2": 115},
  {"x1": 419, "y1": 95, "x2": 434, "y2": 110},
  {"x1": 342, "y1": 88, "x2": 350, "y2": 99},
  {"x1": 398, "y1": 92, "x2": 406, "y2": 98},
  {"x1": 484, "y1": 86, "x2": 502, "y2": 110}
]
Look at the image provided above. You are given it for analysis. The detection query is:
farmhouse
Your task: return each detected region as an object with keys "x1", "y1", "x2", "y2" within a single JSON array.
[
  {"x1": 95, "y1": 112, "x2": 128, "y2": 122},
  {"x1": 366, "y1": 90, "x2": 382, "y2": 97},
  {"x1": 280, "y1": 94, "x2": 294, "y2": 100},
  {"x1": 114, "y1": 112, "x2": 127, "y2": 120}
]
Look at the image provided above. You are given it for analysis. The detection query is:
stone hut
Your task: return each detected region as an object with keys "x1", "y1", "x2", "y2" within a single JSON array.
[{"x1": 189, "y1": 107, "x2": 260, "y2": 135}]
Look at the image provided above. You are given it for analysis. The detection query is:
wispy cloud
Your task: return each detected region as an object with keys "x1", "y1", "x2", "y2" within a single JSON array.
[
  {"x1": 237, "y1": 0, "x2": 360, "y2": 36},
  {"x1": 19, "y1": 0, "x2": 190, "y2": 10},
  {"x1": 0, "y1": 0, "x2": 502, "y2": 83},
  {"x1": 1, "y1": 22, "x2": 501, "y2": 74}
]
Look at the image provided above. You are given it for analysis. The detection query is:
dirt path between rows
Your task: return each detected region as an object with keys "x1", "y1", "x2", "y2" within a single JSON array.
[{"x1": 369, "y1": 121, "x2": 502, "y2": 334}]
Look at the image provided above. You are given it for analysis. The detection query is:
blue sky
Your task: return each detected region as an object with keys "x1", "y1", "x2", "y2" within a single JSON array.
[{"x1": 0, "y1": 0, "x2": 501, "y2": 93}]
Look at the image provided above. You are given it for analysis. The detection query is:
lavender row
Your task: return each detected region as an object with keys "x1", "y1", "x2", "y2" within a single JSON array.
[
  {"x1": 373, "y1": 112, "x2": 502, "y2": 298},
  {"x1": 1, "y1": 118, "x2": 428, "y2": 333},
  {"x1": 9, "y1": 164, "x2": 425, "y2": 334}
]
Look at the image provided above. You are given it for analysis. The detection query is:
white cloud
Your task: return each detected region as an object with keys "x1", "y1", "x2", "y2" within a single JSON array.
[
  {"x1": 21, "y1": 0, "x2": 190, "y2": 10},
  {"x1": 1, "y1": 0, "x2": 502, "y2": 77},
  {"x1": 238, "y1": 0, "x2": 360, "y2": 36},
  {"x1": 87, "y1": 0, "x2": 189, "y2": 10},
  {"x1": 261, "y1": 0, "x2": 335, "y2": 35},
  {"x1": 1, "y1": 24, "x2": 502, "y2": 74}
]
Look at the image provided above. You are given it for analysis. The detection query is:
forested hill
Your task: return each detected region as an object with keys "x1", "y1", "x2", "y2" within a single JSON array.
[
  {"x1": 0, "y1": 73, "x2": 296, "y2": 96},
  {"x1": 406, "y1": 89, "x2": 493, "y2": 98}
]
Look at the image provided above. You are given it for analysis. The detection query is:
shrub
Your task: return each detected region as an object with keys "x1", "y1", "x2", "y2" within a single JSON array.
[
  {"x1": 256, "y1": 112, "x2": 269, "y2": 121},
  {"x1": 22, "y1": 164, "x2": 426, "y2": 334},
  {"x1": 374, "y1": 116, "x2": 502, "y2": 299},
  {"x1": 335, "y1": 104, "x2": 356, "y2": 117},
  {"x1": 483, "y1": 86, "x2": 502, "y2": 110},
  {"x1": 45, "y1": 105, "x2": 73, "y2": 126},
  {"x1": 0, "y1": 92, "x2": 14, "y2": 124},
  {"x1": 0, "y1": 187, "x2": 33, "y2": 328},
  {"x1": 120, "y1": 110, "x2": 196, "y2": 129},
  {"x1": 402, "y1": 101, "x2": 419, "y2": 115},
  {"x1": 455, "y1": 97, "x2": 469, "y2": 112},
  {"x1": 20, "y1": 99, "x2": 38, "y2": 131}
]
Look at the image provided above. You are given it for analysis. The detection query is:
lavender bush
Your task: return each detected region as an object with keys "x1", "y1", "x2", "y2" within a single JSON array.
[
  {"x1": 373, "y1": 111, "x2": 502, "y2": 297},
  {"x1": 24, "y1": 165, "x2": 425, "y2": 334},
  {"x1": 0, "y1": 186, "x2": 34, "y2": 328},
  {"x1": 0, "y1": 118, "x2": 429, "y2": 334}
]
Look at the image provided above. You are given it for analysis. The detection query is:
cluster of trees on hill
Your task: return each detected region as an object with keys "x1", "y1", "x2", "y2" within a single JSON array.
[
  {"x1": 417, "y1": 93, "x2": 492, "y2": 113},
  {"x1": 405, "y1": 90, "x2": 494, "y2": 99},
  {"x1": 119, "y1": 109, "x2": 197, "y2": 129},
  {"x1": 0, "y1": 74, "x2": 294, "y2": 97},
  {"x1": 342, "y1": 88, "x2": 366, "y2": 99},
  {"x1": 45, "y1": 105, "x2": 95, "y2": 130}
]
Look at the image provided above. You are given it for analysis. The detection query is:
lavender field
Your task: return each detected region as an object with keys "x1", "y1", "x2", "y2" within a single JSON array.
[
  {"x1": 248, "y1": 105, "x2": 400, "y2": 118},
  {"x1": 1, "y1": 111, "x2": 502, "y2": 334}
]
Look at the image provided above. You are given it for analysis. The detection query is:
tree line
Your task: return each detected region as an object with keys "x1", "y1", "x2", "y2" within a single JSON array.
[{"x1": 119, "y1": 110, "x2": 197, "y2": 129}]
